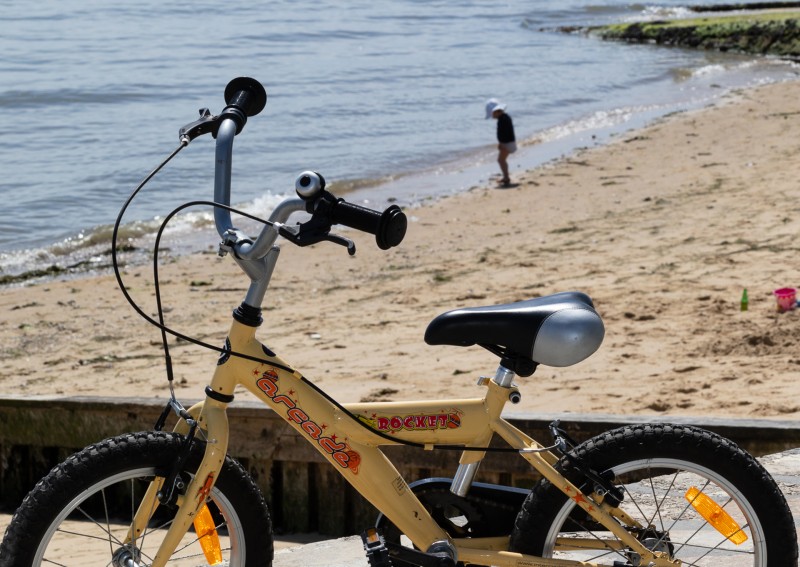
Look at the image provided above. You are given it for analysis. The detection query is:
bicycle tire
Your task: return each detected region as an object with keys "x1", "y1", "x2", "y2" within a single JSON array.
[
  {"x1": 0, "y1": 430, "x2": 273, "y2": 567},
  {"x1": 510, "y1": 423, "x2": 797, "y2": 566}
]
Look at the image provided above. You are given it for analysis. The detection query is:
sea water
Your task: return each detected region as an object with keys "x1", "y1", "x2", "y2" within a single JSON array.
[{"x1": 0, "y1": 0, "x2": 797, "y2": 281}]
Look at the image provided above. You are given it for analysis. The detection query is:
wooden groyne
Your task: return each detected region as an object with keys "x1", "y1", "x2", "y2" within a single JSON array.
[{"x1": 1, "y1": 395, "x2": 799, "y2": 536}]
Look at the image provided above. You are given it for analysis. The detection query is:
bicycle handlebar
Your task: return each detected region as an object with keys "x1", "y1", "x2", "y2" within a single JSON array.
[
  {"x1": 289, "y1": 171, "x2": 407, "y2": 251},
  {"x1": 223, "y1": 77, "x2": 268, "y2": 123},
  {"x1": 209, "y1": 78, "x2": 269, "y2": 240},
  {"x1": 331, "y1": 200, "x2": 407, "y2": 250},
  {"x1": 197, "y1": 78, "x2": 405, "y2": 258}
]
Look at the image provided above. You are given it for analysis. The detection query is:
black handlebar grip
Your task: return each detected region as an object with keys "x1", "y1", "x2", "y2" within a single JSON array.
[
  {"x1": 220, "y1": 77, "x2": 268, "y2": 134},
  {"x1": 224, "y1": 77, "x2": 267, "y2": 117},
  {"x1": 332, "y1": 200, "x2": 407, "y2": 250}
]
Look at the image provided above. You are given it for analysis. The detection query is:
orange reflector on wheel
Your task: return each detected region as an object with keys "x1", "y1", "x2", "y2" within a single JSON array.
[
  {"x1": 685, "y1": 486, "x2": 748, "y2": 545},
  {"x1": 194, "y1": 504, "x2": 223, "y2": 565}
]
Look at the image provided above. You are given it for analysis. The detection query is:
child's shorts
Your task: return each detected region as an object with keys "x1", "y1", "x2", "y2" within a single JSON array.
[{"x1": 500, "y1": 141, "x2": 517, "y2": 154}]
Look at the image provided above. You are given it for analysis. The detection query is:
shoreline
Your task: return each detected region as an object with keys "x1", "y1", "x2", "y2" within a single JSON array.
[
  {"x1": 2, "y1": 79, "x2": 800, "y2": 421},
  {"x1": 4, "y1": 66, "x2": 797, "y2": 288},
  {"x1": 0, "y1": 106, "x2": 680, "y2": 288}
]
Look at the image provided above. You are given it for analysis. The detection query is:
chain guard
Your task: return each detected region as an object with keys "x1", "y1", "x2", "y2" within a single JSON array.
[{"x1": 375, "y1": 477, "x2": 529, "y2": 542}]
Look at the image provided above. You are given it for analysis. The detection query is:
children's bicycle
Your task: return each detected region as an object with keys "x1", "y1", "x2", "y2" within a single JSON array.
[{"x1": 1, "y1": 78, "x2": 796, "y2": 567}]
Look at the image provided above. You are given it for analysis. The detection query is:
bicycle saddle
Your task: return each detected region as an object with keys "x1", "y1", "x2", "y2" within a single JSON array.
[{"x1": 424, "y1": 291, "x2": 604, "y2": 373}]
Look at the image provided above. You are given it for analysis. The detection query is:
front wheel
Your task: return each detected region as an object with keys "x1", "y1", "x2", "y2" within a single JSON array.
[
  {"x1": 0, "y1": 431, "x2": 273, "y2": 567},
  {"x1": 510, "y1": 424, "x2": 797, "y2": 566}
]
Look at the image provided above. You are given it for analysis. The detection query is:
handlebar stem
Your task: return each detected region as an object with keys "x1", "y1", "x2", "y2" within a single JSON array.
[{"x1": 240, "y1": 246, "x2": 281, "y2": 308}]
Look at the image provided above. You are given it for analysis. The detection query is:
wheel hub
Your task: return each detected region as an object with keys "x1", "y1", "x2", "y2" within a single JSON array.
[
  {"x1": 112, "y1": 544, "x2": 143, "y2": 567},
  {"x1": 638, "y1": 526, "x2": 674, "y2": 557}
]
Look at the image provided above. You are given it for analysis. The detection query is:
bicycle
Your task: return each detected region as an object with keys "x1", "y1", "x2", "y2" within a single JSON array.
[{"x1": 1, "y1": 77, "x2": 796, "y2": 567}]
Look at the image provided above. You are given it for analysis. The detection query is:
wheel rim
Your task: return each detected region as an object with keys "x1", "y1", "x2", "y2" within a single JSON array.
[
  {"x1": 541, "y1": 458, "x2": 766, "y2": 566},
  {"x1": 32, "y1": 466, "x2": 246, "y2": 566}
]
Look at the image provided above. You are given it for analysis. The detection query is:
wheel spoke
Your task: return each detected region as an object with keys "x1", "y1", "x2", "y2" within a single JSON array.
[
  {"x1": 159, "y1": 515, "x2": 233, "y2": 562},
  {"x1": 619, "y1": 479, "x2": 650, "y2": 526},
  {"x1": 72, "y1": 505, "x2": 126, "y2": 548},
  {"x1": 136, "y1": 485, "x2": 165, "y2": 564},
  {"x1": 650, "y1": 474, "x2": 708, "y2": 557},
  {"x1": 129, "y1": 478, "x2": 138, "y2": 554},
  {"x1": 666, "y1": 478, "x2": 711, "y2": 543},
  {"x1": 561, "y1": 514, "x2": 634, "y2": 563},
  {"x1": 103, "y1": 489, "x2": 113, "y2": 561},
  {"x1": 646, "y1": 464, "x2": 666, "y2": 531}
]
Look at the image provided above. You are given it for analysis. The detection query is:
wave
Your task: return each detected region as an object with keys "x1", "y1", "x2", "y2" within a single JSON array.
[
  {"x1": 0, "y1": 188, "x2": 361, "y2": 285},
  {"x1": 0, "y1": 86, "x2": 170, "y2": 109},
  {"x1": 532, "y1": 105, "x2": 648, "y2": 144},
  {"x1": 626, "y1": 5, "x2": 696, "y2": 22},
  {"x1": 549, "y1": 4, "x2": 696, "y2": 26}
]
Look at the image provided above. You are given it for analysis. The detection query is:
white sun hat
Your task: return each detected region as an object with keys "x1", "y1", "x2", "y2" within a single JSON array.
[{"x1": 485, "y1": 98, "x2": 507, "y2": 119}]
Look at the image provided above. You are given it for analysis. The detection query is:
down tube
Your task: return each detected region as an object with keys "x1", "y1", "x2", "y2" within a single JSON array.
[{"x1": 238, "y1": 356, "x2": 450, "y2": 550}]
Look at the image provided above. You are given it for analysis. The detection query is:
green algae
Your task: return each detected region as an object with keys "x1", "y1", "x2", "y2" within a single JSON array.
[{"x1": 592, "y1": 11, "x2": 800, "y2": 58}]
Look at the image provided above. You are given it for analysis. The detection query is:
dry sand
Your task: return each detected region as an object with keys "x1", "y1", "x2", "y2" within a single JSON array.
[{"x1": 2, "y1": 80, "x2": 800, "y2": 420}]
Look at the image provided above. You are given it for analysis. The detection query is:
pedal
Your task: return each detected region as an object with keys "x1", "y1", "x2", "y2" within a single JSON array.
[
  {"x1": 361, "y1": 528, "x2": 456, "y2": 567},
  {"x1": 362, "y1": 528, "x2": 392, "y2": 567}
]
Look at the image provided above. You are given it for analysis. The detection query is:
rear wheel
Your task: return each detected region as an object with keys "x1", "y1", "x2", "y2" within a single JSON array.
[
  {"x1": 0, "y1": 431, "x2": 273, "y2": 566},
  {"x1": 510, "y1": 424, "x2": 797, "y2": 566}
]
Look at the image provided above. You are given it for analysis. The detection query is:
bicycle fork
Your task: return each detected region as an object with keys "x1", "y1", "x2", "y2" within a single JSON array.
[{"x1": 123, "y1": 397, "x2": 230, "y2": 567}]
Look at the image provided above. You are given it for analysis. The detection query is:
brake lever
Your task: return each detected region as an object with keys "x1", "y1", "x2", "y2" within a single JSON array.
[
  {"x1": 179, "y1": 108, "x2": 220, "y2": 142},
  {"x1": 326, "y1": 233, "x2": 356, "y2": 256},
  {"x1": 278, "y1": 222, "x2": 357, "y2": 255}
]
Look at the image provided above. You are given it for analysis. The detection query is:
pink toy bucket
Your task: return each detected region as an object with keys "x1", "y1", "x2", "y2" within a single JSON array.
[{"x1": 773, "y1": 287, "x2": 797, "y2": 312}]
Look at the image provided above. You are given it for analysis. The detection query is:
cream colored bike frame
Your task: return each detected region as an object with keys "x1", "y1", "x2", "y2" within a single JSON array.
[{"x1": 135, "y1": 316, "x2": 677, "y2": 567}]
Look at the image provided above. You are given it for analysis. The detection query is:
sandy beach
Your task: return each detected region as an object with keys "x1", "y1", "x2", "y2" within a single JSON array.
[{"x1": 1, "y1": 79, "x2": 799, "y2": 420}]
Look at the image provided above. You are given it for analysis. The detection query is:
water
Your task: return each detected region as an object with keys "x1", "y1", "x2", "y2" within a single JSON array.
[{"x1": 1, "y1": 0, "x2": 798, "y2": 282}]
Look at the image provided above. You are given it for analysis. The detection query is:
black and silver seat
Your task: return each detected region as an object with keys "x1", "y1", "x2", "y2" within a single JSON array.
[{"x1": 424, "y1": 291, "x2": 605, "y2": 377}]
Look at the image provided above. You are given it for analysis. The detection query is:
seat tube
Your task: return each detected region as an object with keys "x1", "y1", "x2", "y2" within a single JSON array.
[{"x1": 451, "y1": 364, "x2": 516, "y2": 496}]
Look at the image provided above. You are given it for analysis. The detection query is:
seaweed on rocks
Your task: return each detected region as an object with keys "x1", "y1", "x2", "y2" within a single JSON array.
[{"x1": 561, "y1": 9, "x2": 800, "y2": 60}]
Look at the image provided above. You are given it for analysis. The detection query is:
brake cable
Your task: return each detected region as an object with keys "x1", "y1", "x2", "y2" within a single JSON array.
[{"x1": 113, "y1": 143, "x2": 556, "y2": 455}]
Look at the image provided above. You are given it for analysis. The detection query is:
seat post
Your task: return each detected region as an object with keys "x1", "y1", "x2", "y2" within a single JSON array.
[
  {"x1": 493, "y1": 364, "x2": 516, "y2": 387},
  {"x1": 450, "y1": 461, "x2": 480, "y2": 497}
]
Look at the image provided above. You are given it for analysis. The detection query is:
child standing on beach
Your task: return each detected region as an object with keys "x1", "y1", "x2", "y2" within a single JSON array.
[{"x1": 485, "y1": 98, "x2": 516, "y2": 187}]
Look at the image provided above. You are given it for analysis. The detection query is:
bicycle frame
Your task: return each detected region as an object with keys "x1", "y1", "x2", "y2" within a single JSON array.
[
  {"x1": 132, "y1": 313, "x2": 673, "y2": 567},
  {"x1": 124, "y1": 98, "x2": 674, "y2": 567}
]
